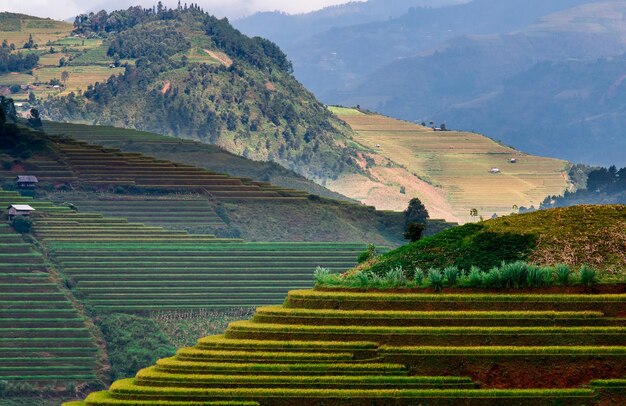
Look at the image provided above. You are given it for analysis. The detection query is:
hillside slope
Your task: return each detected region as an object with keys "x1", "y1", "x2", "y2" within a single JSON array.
[
  {"x1": 364, "y1": 205, "x2": 626, "y2": 275},
  {"x1": 331, "y1": 107, "x2": 570, "y2": 223},
  {"x1": 30, "y1": 6, "x2": 364, "y2": 182},
  {"x1": 41, "y1": 121, "x2": 352, "y2": 202},
  {"x1": 0, "y1": 122, "x2": 415, "y2": 246},
  {"x1": 65, "y1": 287, "x2": 626, "y2": 405}
]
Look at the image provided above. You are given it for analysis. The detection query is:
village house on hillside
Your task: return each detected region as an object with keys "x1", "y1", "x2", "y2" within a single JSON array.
[
  {"x1": 7, "y1": 204, "x2": 35, "y2": 220},
  {"x1": 15, "y1": 175, "x2": 38, "y2": 188}
]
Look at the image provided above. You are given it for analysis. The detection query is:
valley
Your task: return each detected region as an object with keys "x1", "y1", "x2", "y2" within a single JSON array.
[{"x1": 0, "y1": 2, "x2": 624, "y2": 405}]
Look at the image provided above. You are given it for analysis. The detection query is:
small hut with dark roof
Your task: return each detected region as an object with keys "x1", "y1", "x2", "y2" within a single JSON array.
[{"x1": 15, "y1": 175, "x2": 39, "y2": 189}]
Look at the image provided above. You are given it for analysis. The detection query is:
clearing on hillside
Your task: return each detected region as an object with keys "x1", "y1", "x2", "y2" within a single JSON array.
[{"x1": 331, "y1": 107, "x2": 571, "y2": 222}]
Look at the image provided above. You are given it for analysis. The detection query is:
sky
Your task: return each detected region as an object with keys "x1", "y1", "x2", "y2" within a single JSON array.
[{"x1": 1, "y1": 0, "x2": 357, "y2": 21}]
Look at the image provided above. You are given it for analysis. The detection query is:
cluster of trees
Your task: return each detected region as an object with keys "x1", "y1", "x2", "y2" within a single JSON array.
[
  {"x1": 403, "y1": 198, "x2": 429, "y2": 242},
  {"x1": 525, "y1": 166, "x2": 626, "y2": 211},
  {"x1": 108, "y1": 27, "x2": 189, "y2": 60},
  {"x1": 0, "y1": 47, "x2": 39, "y2": 73},
  {"x1": 73, "y1": 3, "x2": 292, "y2": 74}
]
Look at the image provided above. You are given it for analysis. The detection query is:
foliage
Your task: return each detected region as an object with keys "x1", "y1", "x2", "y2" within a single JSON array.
[
  {"x1": 579, "y1": 265, "x2": 597, "y2": 288},
  {"x1": 151, "y1": 308, "x2": 255, "y2": 348},
  {"x1": 403, "y1": 222, "x2": 425, "y2": 242},
  {"x1": 97, "y1": 313, "x2": 175, "y2": 380},
  {"x1": 536, "y1": 165, "x2": 626, "y2": 210},
  {"x1": 363, "y1": 205, "x2": 626, "y2": 274},
  {"x1": 0, "y1": 47, "x2": 39, "y2": 73},
  {"x1": 357, "y1": 243, "x2": 378, "y2": 263},
  {"x1": 11, "y1": 216, "x2": 32, "y2": 233},
  {"x1": 316, "y1": 261, "x2": 605, "y2": 291}
]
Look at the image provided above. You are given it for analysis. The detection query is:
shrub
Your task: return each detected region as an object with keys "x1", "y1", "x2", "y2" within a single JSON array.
[
  {"x1": 98, "y1": 313, "x2": 175, "y2": 380},
  {"x1": 526, "y1": 264, "x2": 545, "y2": 288},
  {"x1": 357, "y1": 244, "x2": 377, "y2": 264},
  {"x1": 443, "y1": 266, "x2": 459, "y2": 287},
  {"x1": 427, "y1": 269, "x2": 444, "y2": 292},
  {"x1": 11, "y1": 216, "x2": 32, "y2": 233},
  {"x1": 500, "y1": 261, "x2": 528, "y2": 289},
  {"x1": 383, "y1": 267, "x2": 407, "y2": 288},
  {"x1": 555, "y1": 264, "x2": 572, "y2": 286},
  {"x1": 464, "y1": 266, "x2": 483, "y2": 288},
  {"x1": 483, "y1": 266, "x2": 503, "y2": 289},
  {"x1": 413, "y1": 268, "x2": 425, "y2": 287},
  {"x1": 579, "y1": 265, "x2": 597, "y2": 287},
  {"x1": 313, "y1": 266, "x2": 332, "y2": 285}
]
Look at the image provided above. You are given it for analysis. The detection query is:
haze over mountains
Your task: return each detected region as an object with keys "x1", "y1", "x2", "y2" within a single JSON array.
[{"x1": 236, "y1": 0, "x2": 626, "y2": 166}]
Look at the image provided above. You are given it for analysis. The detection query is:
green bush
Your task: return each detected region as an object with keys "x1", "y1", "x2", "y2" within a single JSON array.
[
  {"x1": 11, "y1": 216, "x2": 32, "y2": 233},
  {"x1": 555, "y1": 264, "x2": 572, "y2": 286},
  {"x1": 97, "y1": 313, "x2": 175, "y2": 380},
  {"x1": 428, "y1": 269, "x2": 444, "y2": 292},
  {"x1": 579, "y1": 265, "x2": 597, "y2": 287},
  {"x1": 443, "y1": 266, "x2": 459, "y2": 287},
  {"x1": 464, "y1": 266, "x2": 483, "y2": 288}
]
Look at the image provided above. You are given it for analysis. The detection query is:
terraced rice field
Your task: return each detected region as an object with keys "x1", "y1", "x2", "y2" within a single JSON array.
[
  {"x1": 66, "y1": 289, "x2": 626, "y2": 405},
  {"x1": 50, "y1": 195, "x2": 226, "y2": 229},
  {"x1": 48, "y1": 139, "x2": 309, "y2": 200},
  {"x1": 35, "y1": 209, "x2": 369, "y2": 312},
  {"x1": 332, "y1": 108, "x2": 570, "y2": 222},
  {"x1": 0, "y1": 193, "x2": 98, "y2": 389}
]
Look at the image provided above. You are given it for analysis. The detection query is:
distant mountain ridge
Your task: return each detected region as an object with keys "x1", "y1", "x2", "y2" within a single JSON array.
[{"x1": 236, "y1": 0, "x2": 626, "y2": 167}]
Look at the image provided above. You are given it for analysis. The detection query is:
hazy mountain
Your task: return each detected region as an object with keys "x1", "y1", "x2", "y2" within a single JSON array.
[
  {"x1": 237, "y1": 0, "x2": 597, "y2": 99},
  {"x1": 336, "y1": 1, "x2": 626, "y2": 166},
  {"x1": 234, "y1": 1, "x2": 467, "y2": 50}
]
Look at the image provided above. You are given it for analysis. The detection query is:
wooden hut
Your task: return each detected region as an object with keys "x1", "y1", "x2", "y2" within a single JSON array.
[
  {"x1": 16, "y1": 175, "x2": 39, "y2": 189},
  {"x1": 7, "y1": 204, "x2": 35, "y2": 220}
]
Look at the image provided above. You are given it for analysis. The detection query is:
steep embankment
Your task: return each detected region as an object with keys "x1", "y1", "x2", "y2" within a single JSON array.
[
  {"x1": 331, "y1": 107, "x2": 571, "y2": 223},
  {"x1": 363, "y1": 205, "x2": 626, "y2": 276}
]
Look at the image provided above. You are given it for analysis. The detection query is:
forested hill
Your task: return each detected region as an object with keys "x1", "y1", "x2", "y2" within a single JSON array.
[{"x1": 41, "y1": 5, "x2": 363, "y2": 181}]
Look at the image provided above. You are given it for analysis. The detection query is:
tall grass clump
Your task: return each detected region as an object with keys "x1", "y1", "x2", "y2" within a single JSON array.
[
  {"x1": 555, "y1": 264, "x2": 572, "y2": 286},
  {"x1": 579, "y1": 265, "x2": 597, "y2": 287},
  {"x1": 464, "y1": 266, "x2": 483, "y2": 288},
  {"x1": 313, "y1": 267, "x2": 334, "y2": 285},
  {"x1": 428, "y1": 269, "x2": 444, "y2": 292},
  {"x1": 443, "y1": 266, "x2": 459, "y2": 287}
]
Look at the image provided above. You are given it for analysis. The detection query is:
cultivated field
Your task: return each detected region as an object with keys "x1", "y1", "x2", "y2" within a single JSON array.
[
  {"x1": 65, "y1": 288, "x2": 626, "y2": 405},
  {"x1": 0, "y1": 190, "x2": 99, "y2": 392},
  {"x1": 331, "y1": 107, "x2": 571, "y2": 222},
  {"x1": 0, "y1": 14, "x2": 72, "y2": 49}
]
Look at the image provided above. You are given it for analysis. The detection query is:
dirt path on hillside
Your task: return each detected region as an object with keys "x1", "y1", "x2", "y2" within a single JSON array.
[{"x1": 203, "y1": 49, "x2": 233, "y2": 67}]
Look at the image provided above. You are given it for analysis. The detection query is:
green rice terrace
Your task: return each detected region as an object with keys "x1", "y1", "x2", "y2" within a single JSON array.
[
  {"x1": 61, "y1": 204, "x2": 625, "y2": 405},
  {"x1": 0, "y1": 188, "x2": 371, "y2": 313},
  {"x1": 0, "y1": 219, "x2": 100, "y2": 395},
  {"x1": 64, "y1": 287, "x2": 626, "y2": 405},
  {"x1": 1, "y1": 126, "x2": 415, "y2": 245}
]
